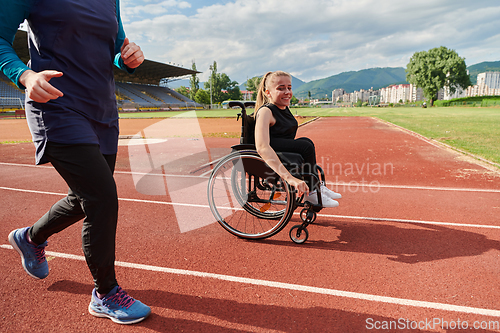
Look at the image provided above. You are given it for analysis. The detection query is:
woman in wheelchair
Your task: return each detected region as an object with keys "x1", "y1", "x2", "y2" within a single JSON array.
[
  {"x1": 253, "y1": 70, "x2": 341, "y2": 208},
  {"x1": 207, "y1": 70, "x2": 341, "y2": 243}
]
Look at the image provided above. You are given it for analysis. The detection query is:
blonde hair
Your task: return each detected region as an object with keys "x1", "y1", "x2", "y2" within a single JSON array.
[{"x1": 255, "y1": 70, "x2": 292, "y2": 112}]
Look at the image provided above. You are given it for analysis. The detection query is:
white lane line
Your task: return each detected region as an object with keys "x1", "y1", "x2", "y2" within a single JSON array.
[
  {"x1": 1, "y1": 244, "x2": 499, "y2": 318},
  {"x1": 312, "y1": 213, "x2": 500, "y2": 230},
  {"x1": 1, "y1": 161, "x2": 499, "y2": 193},
  {"x1": 0, "y1": 186, "x2": 206, "y2": 209},
  {"x1": 1, "y1": 186, "x2": 499, "y2": 230},
  {"x1": 0, "y1": 186, "x2": 65, "y2": 197},
  {"x1": 327, "y1": 182, "x2": 500, "y2": 193}
]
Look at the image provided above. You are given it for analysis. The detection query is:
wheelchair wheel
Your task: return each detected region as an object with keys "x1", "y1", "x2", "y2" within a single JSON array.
[
  {"x1": 208, "y1": 151, "x2": 295, "y2": 239},
  {"x1": 289, "y1": 225, "x2": 308, "y2": 244}
]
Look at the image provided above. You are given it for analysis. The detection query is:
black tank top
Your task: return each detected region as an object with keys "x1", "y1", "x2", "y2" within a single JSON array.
[{"x1": 264, "y1": 103, "x2": 298, "y2": 140}]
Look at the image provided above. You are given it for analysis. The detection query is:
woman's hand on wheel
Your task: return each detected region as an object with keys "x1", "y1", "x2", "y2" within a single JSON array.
[{"x1": 287, "y1": 177, "x2": 309, "y2": 196}]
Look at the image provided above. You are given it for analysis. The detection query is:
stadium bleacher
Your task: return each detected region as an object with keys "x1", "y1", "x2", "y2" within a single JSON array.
[
  {"x1": 1, "y1": 30, "x2": 203, "y2": 112},
  {"x1": 0, "y1": 72, "x2": 25, "y2": 110},
  {"x1": 1, "y1": 74, "x2": 201, "y2": 111},
  {"x1": 116, "y1": 82, "x2": 202, "y2": 111}
]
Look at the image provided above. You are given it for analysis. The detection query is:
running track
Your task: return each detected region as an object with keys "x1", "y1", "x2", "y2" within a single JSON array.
[{"x1": 1, "y1": 116, "x2": 500, "y2": 332}]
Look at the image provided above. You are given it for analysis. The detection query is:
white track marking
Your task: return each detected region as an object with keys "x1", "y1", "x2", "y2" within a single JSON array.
[
  {"x1": 1, "y1": 161, "x2": 499, "y2": 193},
  {"x1": 0, "y1": 161, "x2": 53, "y2": 169},
  {"x1": 0, "y1": 186, "x2": 65, "y2": 197},
  {"x1": 326, "y1": 182, "x2": 500, "y2": 193},
  {"x1": 1, "y1": 185, "x2": 499, "y2": 230},
  {"x1": 1, "y1": 244, "x2": 499, "y2": 317},
  {"x1": 310, "y1": 213, "x2": 500, "y2": 230}
]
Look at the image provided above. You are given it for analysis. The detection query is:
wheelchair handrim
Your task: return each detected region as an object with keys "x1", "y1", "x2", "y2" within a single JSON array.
[{"x1": 207, "y1": 151, "x2": 295, "y2": 239}]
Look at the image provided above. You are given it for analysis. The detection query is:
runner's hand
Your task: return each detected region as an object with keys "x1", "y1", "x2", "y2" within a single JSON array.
[
  {"x1": 20, "y1": 70, "x2": 64, "y2": 103},
  {"x1": 121, "y1": 38, "x2": 144, "y2": 69}
]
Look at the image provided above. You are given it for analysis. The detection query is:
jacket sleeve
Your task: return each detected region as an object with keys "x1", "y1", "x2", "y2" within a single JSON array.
[
  {"x1": 114, "y1": 0, "x2": 135, "y2": 74},
  {"x1": 0, "y1": 0, "x2": 33, "y2": 89}
]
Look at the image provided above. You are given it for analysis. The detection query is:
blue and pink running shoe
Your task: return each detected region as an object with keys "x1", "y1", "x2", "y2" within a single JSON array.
[
  {"x1": 89, "y1": 286, "x2": 151, "y2": 324},
  {"x1": 8, "y1": 227, "x2": 49, "y2": 279}
]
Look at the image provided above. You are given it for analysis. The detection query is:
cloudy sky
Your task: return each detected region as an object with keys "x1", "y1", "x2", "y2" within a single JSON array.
[{"x1": 120, "y1": 0, "x2": 500, "y2": 85}]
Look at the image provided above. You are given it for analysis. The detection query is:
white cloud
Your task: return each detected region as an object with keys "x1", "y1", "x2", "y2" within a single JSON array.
[
  {"x1": 121, "y1": 0, "x2": 500, "y2": 84},
  {"x1": 121, "y1": 0, "x2": 191, "y2": 20}
]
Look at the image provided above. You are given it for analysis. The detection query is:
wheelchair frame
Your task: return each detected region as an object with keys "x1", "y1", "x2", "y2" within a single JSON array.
[{"x1": 207, "y1": 101, "x2": 326, "y2": 244}]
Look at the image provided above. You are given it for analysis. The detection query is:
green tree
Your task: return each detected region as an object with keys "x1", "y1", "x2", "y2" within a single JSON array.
[
  {"x1": 406, "y1": 46, "x2": 471, "y2": 106},
  {"x1": 194, "y1": 89, "x2": 210, "y2": 105},
  {"x1": 226, "y1": 81, "x2": 243, "y2": 101},
  {"x1": 189, "y1": 61, "x2": 199, "y2": 101},
  {"x1": 175, "y1": 86, "x2": 190, "y2": 98},
  {"x1": 205, "y1": 61, "x2": 220, "y2": 104},
  {"x1": 204, "y1": 61, "x2": 241, "y2": 104},
  {"x1": 245, "y1": 76, "x2": 262, "y2": 100}
]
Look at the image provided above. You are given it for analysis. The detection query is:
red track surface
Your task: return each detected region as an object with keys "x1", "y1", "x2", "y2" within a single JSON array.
[{"x1": 1, "y1": 117, "x2": 500, "y2": 332}]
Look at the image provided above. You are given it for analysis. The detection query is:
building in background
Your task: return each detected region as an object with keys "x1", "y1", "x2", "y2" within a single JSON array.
[
  {"x1": 477, "y1": 72, "x2": 500, "y2": 89},
  {"x1": 335, "y1": 71, "x2": 500, "y2": 105},
  {"x1": 332, "y1": 88, "x2": 345, "y2": 102}
]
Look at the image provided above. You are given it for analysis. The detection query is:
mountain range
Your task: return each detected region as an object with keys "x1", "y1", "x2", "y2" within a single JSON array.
[
  {"x1": 292, "y1": 67, "x2": 407, "y2": 99},
  {"x1": 169, "y1": 60, "x2": 500, "y2": 100},
  {"x1": 291, "y1": 60, "x2": 500, "y2": 99}
]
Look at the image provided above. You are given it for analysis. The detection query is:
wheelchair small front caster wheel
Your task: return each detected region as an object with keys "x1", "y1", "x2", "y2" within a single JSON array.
[
  {"x1": 289, "y1": 225, "x2": 309, "y2": 244},
  {"x1": 300, "y1": 208, "x2": 317, "y2": 224}
]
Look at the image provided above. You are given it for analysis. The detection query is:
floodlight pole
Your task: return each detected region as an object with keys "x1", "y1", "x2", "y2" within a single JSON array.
[{"x1": 209, "y1": 64, "x2": 213, "y2": 109}]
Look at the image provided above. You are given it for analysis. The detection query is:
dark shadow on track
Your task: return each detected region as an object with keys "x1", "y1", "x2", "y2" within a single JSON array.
[
  {"x1": 255, "y1": 219, "x2": 500, "y2": 264},
  {"x1": 48, "y1": 280, "x2": 450, "y2": 333}
]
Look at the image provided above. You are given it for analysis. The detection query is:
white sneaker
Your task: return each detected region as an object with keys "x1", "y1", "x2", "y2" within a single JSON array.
[
  {"x1": 320, "y1": 183, "x2": 342, "y2": 199},
  {"x1": 305, "y1": 191, "x2": 339, "y2": 208}
]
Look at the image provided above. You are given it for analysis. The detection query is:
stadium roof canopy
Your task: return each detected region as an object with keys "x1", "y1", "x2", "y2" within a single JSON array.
[{"x1": 13, "y1": 30, "x2": 200, "y2": 85}]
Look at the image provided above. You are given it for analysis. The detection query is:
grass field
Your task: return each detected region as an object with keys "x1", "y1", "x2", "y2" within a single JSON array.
[
  {"x1": 120, "y1": 106, "x2": 500, "y2": 166},
  {"x1": 294, "y1": 106, "x2": 500, "y2": 165}
]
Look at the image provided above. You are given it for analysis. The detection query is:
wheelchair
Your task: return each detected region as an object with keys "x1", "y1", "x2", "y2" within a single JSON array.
[{"x1": 207, "y1": 101, "x2": 327, "y2": 244}]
